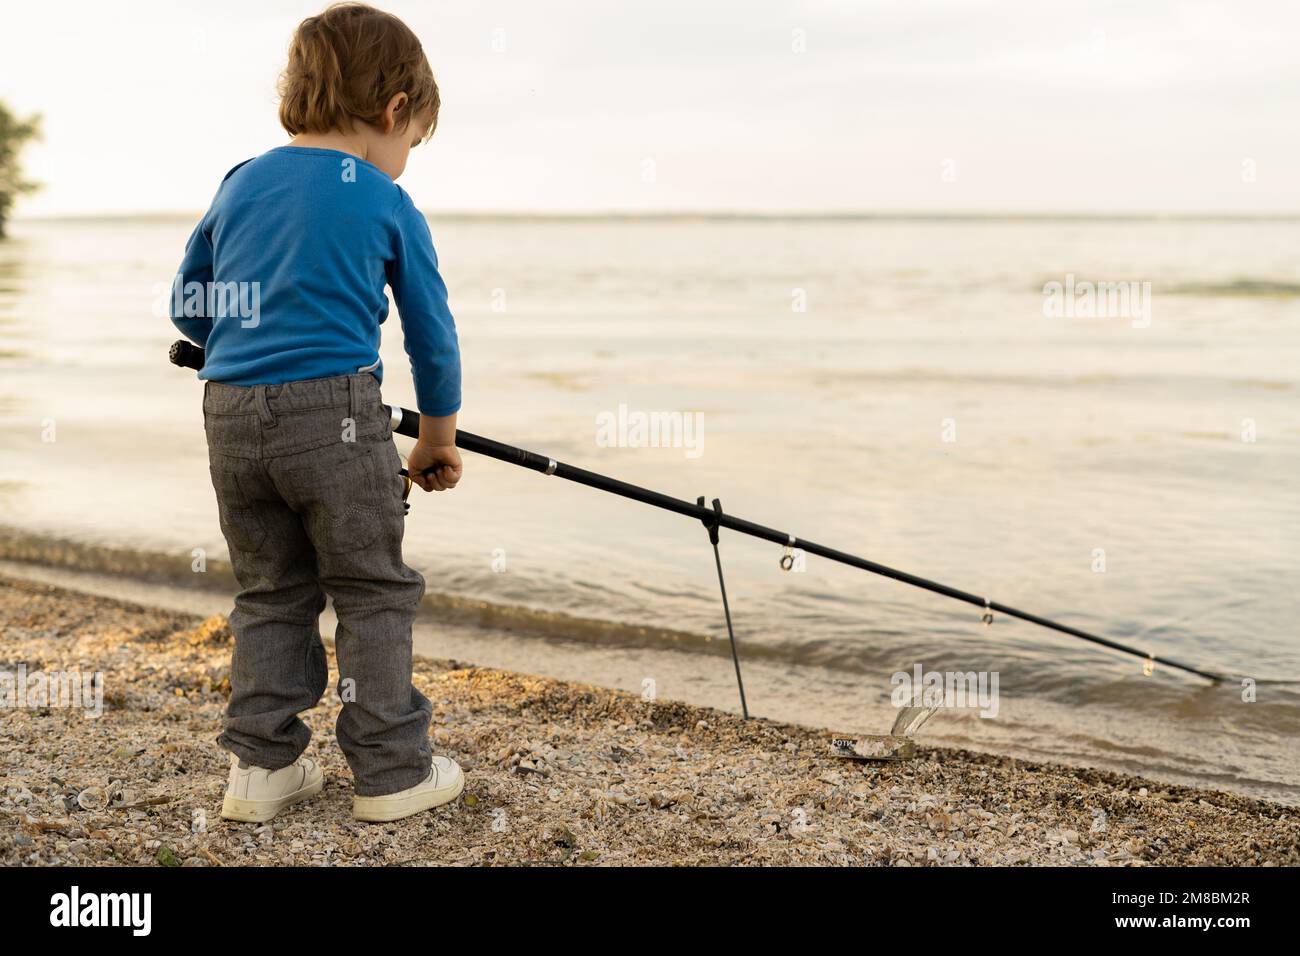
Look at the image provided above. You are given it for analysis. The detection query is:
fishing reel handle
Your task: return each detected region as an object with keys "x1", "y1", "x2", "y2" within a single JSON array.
[{"x1": 169, "y1": 339, "x2": 422, "y2": 441}]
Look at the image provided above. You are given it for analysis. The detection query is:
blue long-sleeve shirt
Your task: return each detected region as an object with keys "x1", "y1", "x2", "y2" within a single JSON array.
[{"x1": 170, "y1": 146, "x2": 461, "y2": 416}]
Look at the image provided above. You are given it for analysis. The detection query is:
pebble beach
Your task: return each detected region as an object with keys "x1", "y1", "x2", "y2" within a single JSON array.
[{"x1": 2, "y1": 575, "x2": 1297, "y2": 867}]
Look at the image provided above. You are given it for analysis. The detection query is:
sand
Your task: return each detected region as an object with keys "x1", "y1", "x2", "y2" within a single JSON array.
[{"x1": 1, "y1": 575, "x2": 1297, "y2": 867}]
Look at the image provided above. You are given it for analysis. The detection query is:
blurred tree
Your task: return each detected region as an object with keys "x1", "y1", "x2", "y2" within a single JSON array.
[{"x1": 0, "y1": 101, "x2": 41, "y2": 239}]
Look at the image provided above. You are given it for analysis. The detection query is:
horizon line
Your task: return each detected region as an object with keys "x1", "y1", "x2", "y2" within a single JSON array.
[{"x1": 15, "y1": 209, "x2": 1300, "y2": 224}]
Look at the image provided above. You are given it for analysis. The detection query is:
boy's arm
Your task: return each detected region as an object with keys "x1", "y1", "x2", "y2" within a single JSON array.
[
  {"x1": 388, "y1": 193, "x2": 462, "y2": 418},
  {"x1": 170, "y1": 218, "x2": 215, "y2": 346},
  {"x1": 388, "y1": 192, "x2": 464, "y2": 491},
  {"x1": 170, "y1": 160, "x2": 252, "y2": 345}
]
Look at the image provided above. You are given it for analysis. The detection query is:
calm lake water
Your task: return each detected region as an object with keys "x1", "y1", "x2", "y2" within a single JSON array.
[{"x1": 2, "y1": 215, "x2": 1298, "y2": 801}]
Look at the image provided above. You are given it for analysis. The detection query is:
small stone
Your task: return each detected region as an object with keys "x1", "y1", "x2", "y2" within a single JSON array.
[
  {"x1": 155, "y1": 845, "x2": 181, "y2": 867},
  {"x1": 77, "y1": 787, "x2": 108, "y2": 812},
  {"x1": 545, "y1": 826, "x2": 576, "y2": 848}
]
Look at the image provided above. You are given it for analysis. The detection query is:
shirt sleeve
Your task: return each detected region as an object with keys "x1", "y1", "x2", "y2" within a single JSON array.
[
  {"x1": 169, "y1": 160, "x2": 253, "y2": 348},
  {"x1": 170, "y1": 216, "x2": 215, "y2": 346},
  {"x1": 387, "y1": 192, "x2": 462, "y2": 417}
]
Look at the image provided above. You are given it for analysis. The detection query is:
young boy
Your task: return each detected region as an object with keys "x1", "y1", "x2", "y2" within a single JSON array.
[{"x1": 170, "y1": 3, "x2": 464, "y2": 823}]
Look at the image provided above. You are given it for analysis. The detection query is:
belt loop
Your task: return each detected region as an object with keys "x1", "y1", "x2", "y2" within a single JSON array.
[
  {"x1": 348, "y1": 375, "x2": 362, "y2": 422},
  {"x1": 254, "y1": 384, "x2": 277, "y2": 427}
]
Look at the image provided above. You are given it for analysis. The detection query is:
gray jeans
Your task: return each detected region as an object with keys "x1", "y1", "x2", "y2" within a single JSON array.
[{"x1": 203, "y1": 374, "x2": 431, "y2": 797}]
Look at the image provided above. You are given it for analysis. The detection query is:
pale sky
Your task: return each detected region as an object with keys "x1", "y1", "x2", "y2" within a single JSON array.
[{"x1": 4, "y1": 0, "x2": 1298, "y2": 216}]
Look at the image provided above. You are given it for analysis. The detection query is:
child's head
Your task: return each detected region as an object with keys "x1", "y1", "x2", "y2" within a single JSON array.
[{"x1": 278, "y1": 3, "x2": 439, "y2": 179}]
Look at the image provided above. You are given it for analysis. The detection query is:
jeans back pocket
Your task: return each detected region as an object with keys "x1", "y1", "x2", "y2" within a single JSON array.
[
  {"x1": 282, "y1": 440, "x2": 396, "y2": 555},
  {"x1": 209, "y1": 465, "x2": 269, "y2": 553}
]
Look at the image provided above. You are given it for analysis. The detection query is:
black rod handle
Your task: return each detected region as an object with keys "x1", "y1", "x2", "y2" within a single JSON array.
[{"x1": 169, "y1": 339, "x2": 206, "y2": 371}]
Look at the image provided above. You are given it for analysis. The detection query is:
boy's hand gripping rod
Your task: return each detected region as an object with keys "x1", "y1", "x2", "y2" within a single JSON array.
[{"x1": 171, "y1": 339, "x2": 1290, "y2": 686}]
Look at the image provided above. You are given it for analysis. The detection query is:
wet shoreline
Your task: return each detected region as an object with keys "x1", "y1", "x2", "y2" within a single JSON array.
[{"x1": 2, "y1": 575, "x2": 1297, "y2": 866}]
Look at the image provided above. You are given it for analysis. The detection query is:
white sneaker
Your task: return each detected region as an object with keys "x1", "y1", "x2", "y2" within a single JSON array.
[
  {"x1": 353, "y1": 756, "x2": 465, "y2": 822},
  {"x1": 220, "y1": 753, "x2": 323, "y2": 823}
]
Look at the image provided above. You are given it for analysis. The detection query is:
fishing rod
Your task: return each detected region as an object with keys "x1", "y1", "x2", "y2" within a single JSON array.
[{"x1": 170, "y1": 339, "x2": 1269, "y2": 693}]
